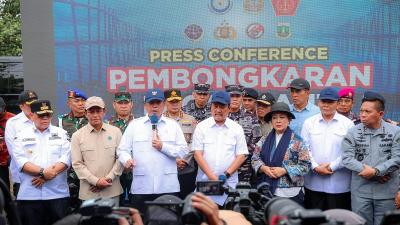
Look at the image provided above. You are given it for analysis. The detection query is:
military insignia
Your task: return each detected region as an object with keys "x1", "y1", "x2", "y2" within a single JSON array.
[
  {"x1": 246, "y1": 23, "x2": 264, "y2": 39},
  {"x1": 243, "y1": 0, "x2": 264, "y2": 13},
  {"x1": 276, "y1": 22, "x2": 291, "y2": 39},
  {"x1": 40, "y1": 102, "x2": 49, "y2": 111},
  {"x1": 28, "y1": 92, "x2": 36, "y2": 98},
  {"x1": 214, "y1": 21, "x2": 237, "y2": 40},
  {"x1": 152, "y1": 90, "x2": 157, "y2": 96},
  {"x1": 171, "y1": 90, "x2": 178, "y2": 97},
  {"x1": 271, "y1": 0, "x2": 300, "y2": 16},
  {"x1": 68, "y1": 90, "x2": 75, "y2": 98},
  {"x1": 209, "y1": 0, "x2": 232, "y2": 14},
  {"x1": 184, "y1": 24, "x2": 203, "y2": 42}
]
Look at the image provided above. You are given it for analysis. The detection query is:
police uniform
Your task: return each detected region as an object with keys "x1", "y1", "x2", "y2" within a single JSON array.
[
  {"x1": 342, "y1": 92, "x2": 400, "y2": 225},
  {"x1": 164, "y1": 89, "x2": 197, "y2": 199},
  {"x1": 226, "y1": 85, "x2": 262, "y2": 183},
  {"x1": 107, "y1": 91, "x2": 134, "y2": 206},
  {"x1": 57, "y1": 89, "x2": 88, "y2": 212},
  {"x1": 183, "y1": 83, "x2": 212, "y2": 122},
  {"x1": 13, "y1": 100, "x2": 70, "y2": 225}
]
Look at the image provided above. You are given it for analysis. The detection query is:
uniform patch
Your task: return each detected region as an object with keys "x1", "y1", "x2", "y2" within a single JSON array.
[{"x1": 22, "y1": 138, "x2": 36, "y2": 142}]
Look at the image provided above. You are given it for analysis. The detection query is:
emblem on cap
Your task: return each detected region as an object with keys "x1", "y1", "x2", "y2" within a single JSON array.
[
  {"x1": 152, "y1": 91, "x2": 157, "y2": 96},
  {"x1": 171, "y1": 90, "x2": 178, "y2": 97},
  {"x1": 40, "y1": 102, "x2": 49, "y2": 111},
  {"x1": 29, "y1": 92, "x2": 36, "y2": 98}
]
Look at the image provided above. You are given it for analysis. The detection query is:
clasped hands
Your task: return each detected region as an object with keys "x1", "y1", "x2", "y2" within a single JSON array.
[
  {"x1": 32, "y1": 165, "x2": 58, "y2": 188},
  {"x1": 261, "y1": 165, "x2": 287, "y2": 179}
]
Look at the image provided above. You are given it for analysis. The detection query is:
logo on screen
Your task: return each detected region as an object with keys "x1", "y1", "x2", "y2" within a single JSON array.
[
  {"x1": 271, "y1": 0, "x2": 300, "y2": 16},
  {"x1": 184, "y1": 24, "x2": 204, "y2": 42},
  {"x1": 246, "y1": 23, "x2": 264, "y2": 39},
  {"x1": 243, "y1": 0, "x2": 264, "y2": 13},
  {"x1": 276, "y1": 22, "x2": 291, "y2": 39},
  {"x1": 209, "y1": 0, "x2": 233, "y2": 14},
  {"x1": 214, "y1": 21, "x2": 237, "y2": 40}
]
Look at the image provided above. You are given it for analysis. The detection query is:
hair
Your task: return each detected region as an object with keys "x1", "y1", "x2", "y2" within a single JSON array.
[{"x1": 363, "y1": 99, "x2": 385, "y2": 112}]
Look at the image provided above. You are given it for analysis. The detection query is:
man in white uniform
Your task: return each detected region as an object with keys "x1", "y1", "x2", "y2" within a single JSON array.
[
  {"x1": 117, "y1": 88, "x2": 188, "y2": 214},
  {"x1": 193, "y1": 91, "x2": 248, "y2": 206},
  {"x1": 13, "y1": 100, "x2": 70, "y2": 225}
]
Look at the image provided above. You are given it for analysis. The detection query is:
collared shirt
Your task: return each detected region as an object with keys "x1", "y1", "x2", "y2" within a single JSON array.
[
  {"x1": 183, "y1": 100, "x2": 211, "y2": 122},
  {"x1": 71, "y1": 123, "x2": 123, "y2": 200},
  {"x1": 289, "y1": 102, "x2": 320, "y2": 136},
  {"x1": 5, "y1": 112, "x2": 34, "y2": 183},
  {"x1": 117, "y1": 115, "x2": 188, "y2": 194},
  {"x1": 13, "y1": 125, "x2": 70, "y2": 200},
  {"x1": 164, "y1": 111, "x2": 197, "y2": 175},
  {"x1": 192, "y1": 117, "x2": 248, "y2": 205},
  {"x1": 342, "y1": 120, "x2": 400, "y2": 199},
  {"x1": 301, "y1": 112, "x2": 354, "y2": 193}
]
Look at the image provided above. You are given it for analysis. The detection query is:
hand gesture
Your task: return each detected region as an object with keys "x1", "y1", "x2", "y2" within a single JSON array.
[{"x1": 152, "y1": 133, "x2": 163, "y2": 150}]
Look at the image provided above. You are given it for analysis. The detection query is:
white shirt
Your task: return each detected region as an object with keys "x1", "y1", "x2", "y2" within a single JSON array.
[
  {"x1": 192, "y1": 117, "x2": 248, "y2": 205},
  {"x1": 4, "y1": 112, "x2": 34, "y2": 183},
  {"x1": 301, "y1": 112, "x2": 354, "y2": 193},
  {"x1": 13, "y1": 124, "x2": 71, "y2": 200},
  {"x1": 117, "y1": 115, "x2": 188, "y2": 194}
]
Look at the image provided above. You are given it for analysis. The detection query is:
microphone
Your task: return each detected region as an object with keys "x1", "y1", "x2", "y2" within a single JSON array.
[{"x1": 149, "y1": 114, "x2": 159, "y2": 131}]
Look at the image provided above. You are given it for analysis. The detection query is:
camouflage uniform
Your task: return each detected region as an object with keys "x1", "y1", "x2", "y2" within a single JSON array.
[
  {"x1": 108, "y1": 114, "x2": 134, "y2": 133},
  {"x1": 58, "y1": 112, "x2": 88, "y2": 212},
  {"x1": 229, "y1": 108, "x2": 262, "y2": 183},
  {"x1": 183, "y1": 100, "x2": 211, "y2": 122}
]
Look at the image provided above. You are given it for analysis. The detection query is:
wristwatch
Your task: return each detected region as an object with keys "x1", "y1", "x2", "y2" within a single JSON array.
[
  {"x1": 38, "y1": 168, "x2": 45, "y2": 178},
  {"x1": 224, "y1": 171, "x2": 231, "y2": 179},
  {"x1": 374, "y1": 168, "x2": 380, "y2": 176}
]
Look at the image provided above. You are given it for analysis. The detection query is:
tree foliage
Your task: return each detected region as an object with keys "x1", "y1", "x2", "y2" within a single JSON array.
[{"x1": 0, "y1": 0, "x2": 21, "y2": 56}]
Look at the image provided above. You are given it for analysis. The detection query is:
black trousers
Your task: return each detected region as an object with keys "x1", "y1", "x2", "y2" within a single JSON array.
[
  {"x1": 0, "y1": 165, "x2": 10, "y2": 191},
  {"x1": 13, "y1": 182, "x2": 20, "y2": 198},
  {"x1": 304, "y1": 188, "x2": 351, "y2": 210},
  {"x1": 130, "y1": 192, "x2": 179, "y2": 215},
  {"x1": 178, "y1": 171, "x2": 197, "y2": 200},
  {"x1": 18, "y1": 197, "x2": 69, "y2": 225}
]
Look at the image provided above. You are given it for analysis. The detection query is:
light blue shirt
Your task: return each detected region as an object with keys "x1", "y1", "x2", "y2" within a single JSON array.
[
  {"x1": 289, "y1": 102, "x2": 320, "y2": 136},
  {"x1": 13, "y1": 125, "x2": 71, "y2": 200},
  {"x1": 117, "y1": 115, "x2": 188, "y2": 194}
]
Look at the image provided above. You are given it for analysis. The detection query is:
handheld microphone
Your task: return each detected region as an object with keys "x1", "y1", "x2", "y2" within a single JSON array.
[{"x1": 149, "y1": 114, "x2": 159, "y2": 131}]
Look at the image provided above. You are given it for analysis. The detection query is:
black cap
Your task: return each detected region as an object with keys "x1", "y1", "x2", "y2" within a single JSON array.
[
  {"x1": 30, "y1": 100, "x2": 53, "y2": 115},
  {"x1": 243, "y1": 88, "x2": 258, "y2": 99},
  {"x1": 164, "y1": 89, "x2": 183, "y2": 102},
  {"x1": 146, "y1": 195, "x2": 182, "y2": 224},
  {"x1": 257, "y1": 92, "x2": 276, "y2": 106},
  {"x1": 225, "y1": 84, "x2": 244, "y2": 95},
  {"x1": 264, "y1": 102, "x2": 296, "y2": 122},
  {"x1": 18, "y1": 90, "x2": 38, "y2": 105},
  {"x1": 362, "y1": 91, "x2": 385, "y2": 105},
  {"x1": 288, "y1": 78, "x2": 310, "y2": 90},
  {"x1": 114, "y1": 91, "x2": 132, "y2": 102},
  {"x1": 194, "y1": 83, "x2": 210, "y2": 93}
]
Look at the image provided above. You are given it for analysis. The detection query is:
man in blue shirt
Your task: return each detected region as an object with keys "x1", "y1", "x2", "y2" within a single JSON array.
[{"x1": 288, "y1": 78, "x2": 320, "y2": 136}]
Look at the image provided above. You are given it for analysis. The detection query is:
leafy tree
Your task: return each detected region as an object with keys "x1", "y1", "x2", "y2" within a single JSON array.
[{"x1": 0, "y1": 0, "x2": 21, "y2": 56}]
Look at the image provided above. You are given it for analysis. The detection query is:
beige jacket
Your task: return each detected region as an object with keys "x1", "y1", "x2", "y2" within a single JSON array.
[{"x1": 71, "y1": 123, "x2": 123, "y2": 200}]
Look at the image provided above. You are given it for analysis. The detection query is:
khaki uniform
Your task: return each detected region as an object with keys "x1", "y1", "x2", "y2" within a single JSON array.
[{"x1": 71, "y1": 123, "x2": 123, "y2": 200}]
